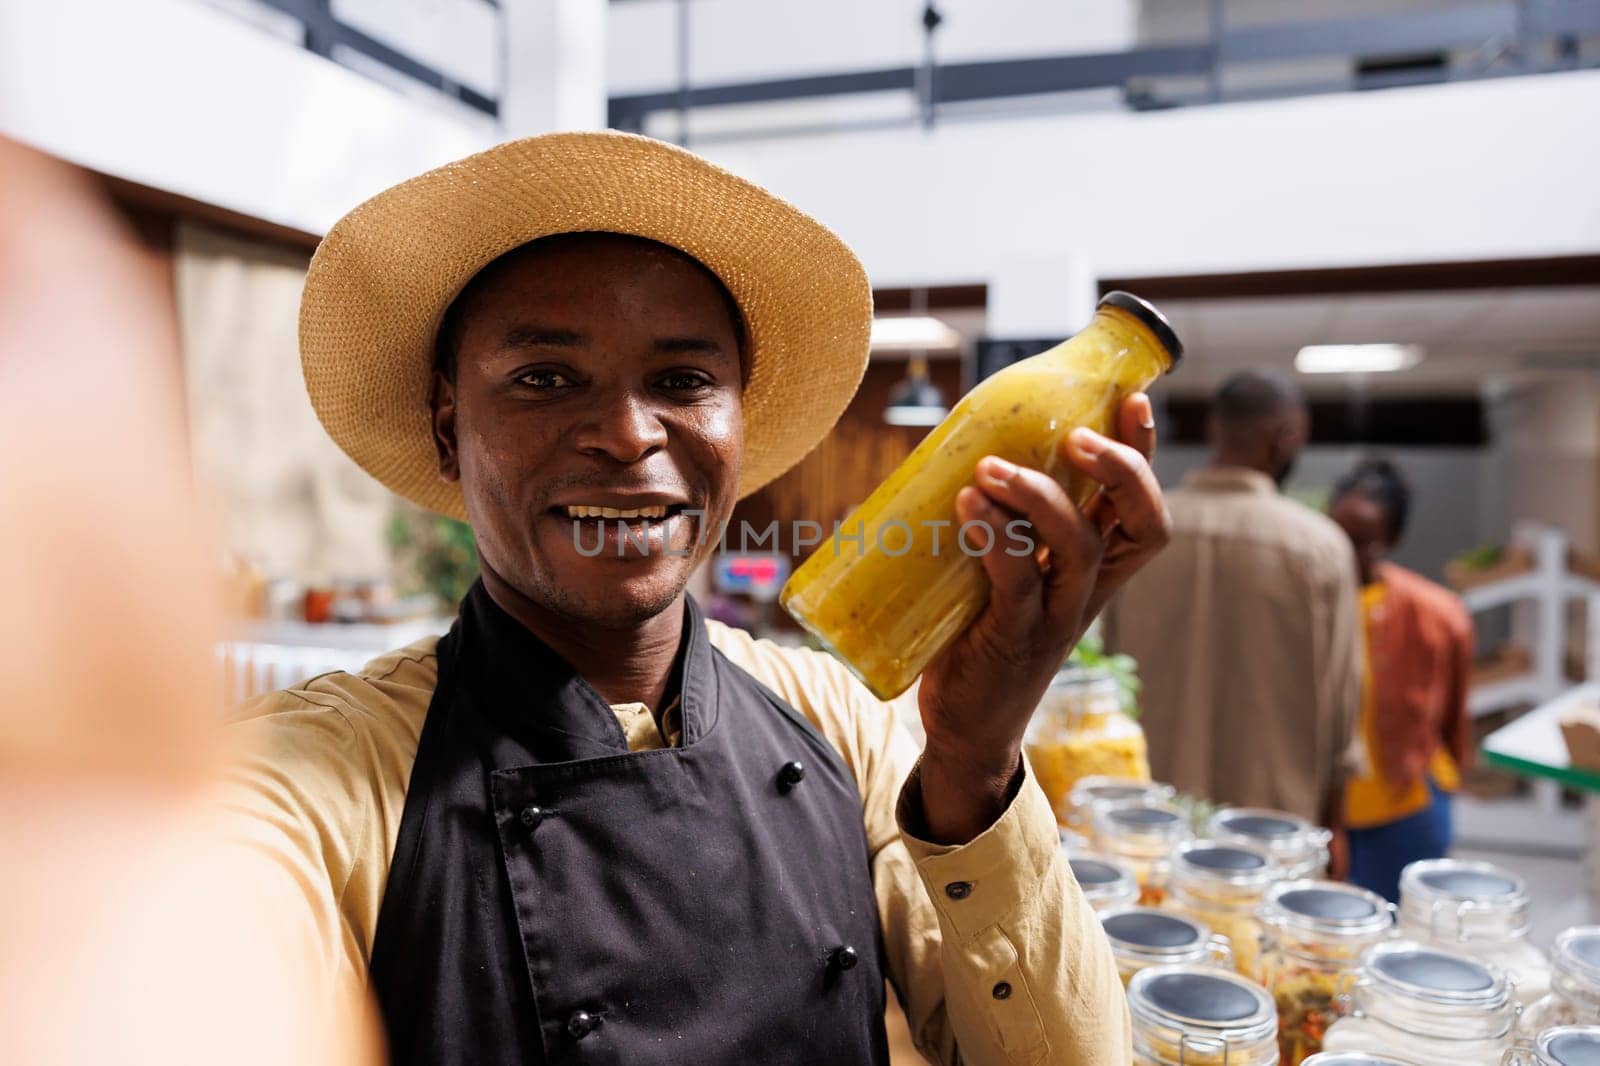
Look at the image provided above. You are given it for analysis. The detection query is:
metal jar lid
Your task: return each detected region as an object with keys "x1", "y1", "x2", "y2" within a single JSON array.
[
  {"x1": 1399, "y1": 858, "x2": 1531, "y2": 941},
  {"x1": 1095, "y1": 800, "x2": 1191, "y2": 846},
  {"x1": 1261, "y1": 879, "x2": 1394, "y2": 941},
  {"x1": 1538, "y1": 1025, "x2": 1600, "y2": 1066},
  {"x1": 1362, "y1": 940, "x2": 1508, "y2": 1010},
  {"x1": 1127, "y1": 964, "x2": 1277, "y2": 1049},
  {"x1": 1069, "y1": 776, "x2": 1175, "y2": 811},
  {"x1": 1098, "y1": 291, "x2": 1184, "y2": 366},
  {"x1": 1171, "y1": 839, "x2": 1276, "y2": 891},
  {"x1": 1101, "y1": 907, "x2": 1212, "y2": 965},
  {"x1": 1067, "y1": 851, "x2": 1140, "y2": 909},
  {"x1": 1207, "y1": 806, "x2": 1330, "y2": 866},
  {"x1": 1554, "y1": 927, "x2": 1600, "y2": 990}
]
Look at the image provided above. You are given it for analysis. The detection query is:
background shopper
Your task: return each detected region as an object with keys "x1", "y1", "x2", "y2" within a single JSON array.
[{"x1": 1330, "y1": 459, "x2": 1473, "y2": 902}]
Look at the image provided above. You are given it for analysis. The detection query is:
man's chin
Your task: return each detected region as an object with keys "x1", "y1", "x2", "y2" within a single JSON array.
[{"x1": 538, "y1": 559, "x2": 696, "y2": 631}]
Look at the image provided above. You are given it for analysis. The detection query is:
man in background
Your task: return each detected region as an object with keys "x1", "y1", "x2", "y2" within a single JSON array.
[
  {"x1": 1103, "y1": 370, "x2": 1360, "y2": 829},
  {"x1": 1330, "y1": 459, "x2": 1472, "y2": 902}
]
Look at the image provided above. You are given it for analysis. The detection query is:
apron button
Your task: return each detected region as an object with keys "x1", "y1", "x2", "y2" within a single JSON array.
[
  {"x1": 777, "y1": 760, "x2": 806, "y2": 792},
  {"x1": 566, "y1": 1010, "x2": 602, "y2": 1040},
  {"x1": 519, "y1": 806, "x2": 545, "y2": 829},
  {"x1": 830, "y1": 945, "x2": 859, "y2": 972}
]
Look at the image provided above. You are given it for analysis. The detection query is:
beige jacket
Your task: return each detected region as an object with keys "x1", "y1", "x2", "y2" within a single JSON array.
[
  {"x1": 213, "y1": 616, "x2": 1130, "y2": 1064},
  {"x1": 1103, "y1": 467, "x2": 1361, "y2": 822}
]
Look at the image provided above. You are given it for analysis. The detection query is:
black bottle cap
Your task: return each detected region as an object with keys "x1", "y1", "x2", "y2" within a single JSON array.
[{"x1": 1098, "y1": 291, "x2": 1184, "y2": 367}]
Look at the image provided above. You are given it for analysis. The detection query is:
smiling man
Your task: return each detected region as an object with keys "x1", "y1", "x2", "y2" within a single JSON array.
[{"x1": 224, "y1": 132, "x2": 1171, "y2": 1065}]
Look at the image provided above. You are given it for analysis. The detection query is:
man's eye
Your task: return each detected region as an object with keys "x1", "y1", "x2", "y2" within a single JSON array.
[
  {"x1": 515, "y1": 370, "x2": 573, "y2": 389},
  {"x1": 660, "y1": 371, "x2": 712, "y2": 392}
]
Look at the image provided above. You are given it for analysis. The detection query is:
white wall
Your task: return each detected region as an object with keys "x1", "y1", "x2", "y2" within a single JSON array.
[
  {"x1": 0, "y1": 0, "x2": 499, "y2": 236},
  {"x1": 681, "y1": 69, "x2": 1600, "y2": 333}
]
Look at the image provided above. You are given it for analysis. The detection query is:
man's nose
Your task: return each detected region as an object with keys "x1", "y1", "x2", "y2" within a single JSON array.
[{"x1": 573, "y1": 389, "x2": 669, "y2": 464}]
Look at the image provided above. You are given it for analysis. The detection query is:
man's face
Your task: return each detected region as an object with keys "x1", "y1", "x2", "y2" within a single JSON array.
[
  {"x1": 431, "y1": 234, "x2": 744, "y2": 628},
  {"x1": 1329, "y1": 492, "x2": 1391, "y2": 586},
  {"x1": 1270, "y1": 406, "x2": 1309, "y2": 487}
]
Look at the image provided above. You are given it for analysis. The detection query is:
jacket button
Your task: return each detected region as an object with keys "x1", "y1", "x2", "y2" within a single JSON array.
[
  {"x1": 519, "y1": 806, "x2": 545, "y2": 829},
  {"x1": 945, "y1": 881, "x2": 972, "y2": 900},
  {"x1": 566, "y1": 1010, "x2": 601, "y2": 1039},
  {"x1": 777, "y1": 760, "x2": 806, "y2": 792},
  {"x1": 992, "y1": 981, "x2": 1012, "y2": 1000},
  {"x1": 830, "y1": 945, "x2": 859, "y2": 972}
]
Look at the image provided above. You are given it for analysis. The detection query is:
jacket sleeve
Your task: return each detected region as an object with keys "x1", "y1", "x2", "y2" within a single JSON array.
[
  {"x1": 1441, "y1": 599, "x2": 1476, "y2": 773},
  {"x1": 1314, "y1": 539, "x2": 1364, "y2": 825}
]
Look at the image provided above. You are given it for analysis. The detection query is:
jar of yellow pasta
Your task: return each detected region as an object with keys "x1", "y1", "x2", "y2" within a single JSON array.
[
  {"x1": 1128, "y1": 964, "x2": 1280, "y2": 1065},
  {"x1": 1166, "y1": 839, "x2": 1278, "y2": 980},
  {"x1": 1023, "y1": 667, "x2": 1150, "y2": 824},
  {"x1": 1101, "y1": 906, "x2": 1234, "y2": 988},
  {"x1": 1258, "y1": 881, "x2": 1394, "y2": 1066},
  {"x1": 1093, "y1": 800, "x2": 1192, "y2": 907}
]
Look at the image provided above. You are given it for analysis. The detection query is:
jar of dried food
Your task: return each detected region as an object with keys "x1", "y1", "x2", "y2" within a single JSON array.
[
  {"x1": 1128, "y1": 964, "x2": 1280, "y2": 1065},
  {"x1": 1167, "y1": 839, "x2": 1277, "y2": 979},
  {"x1": 1320, "y1": 941, "x2": 1515, "y2": 1065},
  {"x1": 1517, "y1": 927, "x2": 1600, "y2": 1037},
  {"x1": 1065, "y1": 775, "x2": 1175, "y2": 837},
  {"x1": 1207, "y1": 806, "x2": 1331, "y2": 881},
  {"x1": 1093, "y1": 800, "x2": 1192, "y2": 907},
  {"x1": 1504, "y1": 1025, "x2": 1600, "y2": 1066},
  {"x1": 1101, "y1": 906, "x2": 1234, "y2": 988},
  {"x1": 1398, "y1": 858, "x2": 1550, "y2": 1007},
  {"x1": 1066, "y1": 850, "x2": 1141, "y2": 913},
  {"x1": 1300, "y1": 1055, "x2": 1410, "y2": 1066},
  {"x1": 1258, "y1": 881, "x2": 1394, "y2": 1065},
  {"x1": 1024, "y1": 668, "x2": 1150, "y2": 824}
]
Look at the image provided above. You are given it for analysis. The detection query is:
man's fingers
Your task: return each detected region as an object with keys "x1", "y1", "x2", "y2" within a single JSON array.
[
  {"x1": 954, "y1": 486, "x2": 1044, "y2": 612},
  {"x1": 1061, "y1": 428, "x2": 1169, "y2": 551},
  {"x1": 1118, "y1": 392, "x2": 1157, "y2": 463}
]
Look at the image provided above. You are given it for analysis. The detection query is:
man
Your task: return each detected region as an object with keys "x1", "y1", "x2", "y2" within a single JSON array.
[
  {"x1": 221, "y1": 132, "x2": 1173, "y2": 1064},
  {"x1": 1103, "y1": 369, "x2": 1360, "y2": 826},
  {"x1": 1330, "y1": 459, "x2": 1473, "y2": 902}
]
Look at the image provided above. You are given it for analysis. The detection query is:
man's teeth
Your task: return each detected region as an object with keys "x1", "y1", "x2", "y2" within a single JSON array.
[{"x1": 564, "y1": 505, "x2": 670, "y2": 519}]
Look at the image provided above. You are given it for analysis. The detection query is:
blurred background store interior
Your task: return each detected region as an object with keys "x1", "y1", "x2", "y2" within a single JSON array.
[{"x1": 3, "y1": 0, "x2": 1599, "y2": 945}]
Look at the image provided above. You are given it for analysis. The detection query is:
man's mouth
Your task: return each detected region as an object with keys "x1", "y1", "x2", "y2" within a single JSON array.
[
  {"x1": 548, "y1": 501, "x2": 698, "y2": 558},
  {"x1": 562, "y1": 504, "x2": 678, "y2": 521}
]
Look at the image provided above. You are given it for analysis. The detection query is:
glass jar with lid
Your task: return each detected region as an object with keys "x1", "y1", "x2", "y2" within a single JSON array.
[
  {"x1": 1320, "y1": 941, "x2": 1516, "y2": 1065},
  {"x1": 1257, "y1": 881, "x2": 1395, "y2": 1065},
  {"x1": 1127, "y1": 964, "x2": 1280, "y2": 1065},
  {"x1": 1300, "y1": 1055, "x2": 1410, "y2": 1065},
  {"x1": 1166, "y1": 839, "x2": 1278, "y2": 979},
  {"x1": 1101, "y1": 906, "x2": 1234, "y2": 988},
  {"x1": 1517, "y1": 927, "x2": 1600, "y2": 1036},
  {"x1": 1066, "y1": 850, "x2": 1141, "y2": 913},
  {"x1": 1505, "y1": 1025, "x2": 1600, "y2": 1066},
  {"x1": 1065, "y1": 775, "x2": 1175, "y2": 837},
  {"x1": 1093, "y1": 800, "x2": 1192, "y2": 906},
  {"x1": 1207, "y1": 806, "x2": 1331, "y2": 880},
  {"x1": 1023, "y1": 667, "x2": 1151, "y2": 824},
  {"x1": 1398, "y1": 858, "x2": 1551, "y2": 1007}
]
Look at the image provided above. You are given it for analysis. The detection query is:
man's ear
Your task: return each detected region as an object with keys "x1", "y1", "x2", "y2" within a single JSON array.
[{"x1": 429, "y1": 370, "x2": 460, "y2": 483}]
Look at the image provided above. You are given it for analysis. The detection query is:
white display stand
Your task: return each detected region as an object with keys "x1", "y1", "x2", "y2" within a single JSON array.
[{"x1": 1457, "y1": 523, "x2": 1600, "y2": 854}]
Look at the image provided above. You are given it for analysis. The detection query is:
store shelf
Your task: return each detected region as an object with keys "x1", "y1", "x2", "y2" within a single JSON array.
[
  {"x1": 1469, "y1": 673, "x2": 1549, "y2": 717},
  {"x1": 1481, "y1": 682, "x2": 1600, "y2": 794}
]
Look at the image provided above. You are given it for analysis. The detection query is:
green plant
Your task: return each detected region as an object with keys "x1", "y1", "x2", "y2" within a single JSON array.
[
  {"x1": 388, "y1": 505, "x2": 480, "y2": 611},
  {"x1": 1452, "y1": 543, "x2": 1505, "y2": 571},
  {"x1": 1066, "y1": 629, "x2": 1141, "y2": 717}
]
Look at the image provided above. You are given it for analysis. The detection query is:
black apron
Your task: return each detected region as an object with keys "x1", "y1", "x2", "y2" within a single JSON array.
[{"x1": 369, "y1": 581, "x2": 890, "y2": 1065}]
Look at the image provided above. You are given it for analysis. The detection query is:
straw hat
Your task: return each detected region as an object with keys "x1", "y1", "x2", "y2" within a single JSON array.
[{"x1": 300, "y1": 131, "x2": 872, "y2": 521}]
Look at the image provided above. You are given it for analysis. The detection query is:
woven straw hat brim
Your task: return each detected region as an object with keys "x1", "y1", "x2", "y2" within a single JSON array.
[{"x1": 300, "y1": 131, "x2": 872, "y2": 521}]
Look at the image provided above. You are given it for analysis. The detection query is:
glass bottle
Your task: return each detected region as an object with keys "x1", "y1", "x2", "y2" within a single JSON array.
[
  {"x1": 1517, "y1": 927, "x2": 1600, "y2": 1036},
  {"x1": 1093, "y1": 800, "x2": 1192, "y2": 906},
  {"x1": 1066, "y1": 850, "x2": 1141, "y2": 913},
  {"x1": 1257, "y1": 881, "x2": 1394, "y2": 1065},
  {"x1": 1101, "y1": 906, "x2": 1234, "y2": 988},
  {"x1": 1127, "y1": 964, "x2": 1280, "y2": 1066},
  {"x1": 1504, "y1": 1025, "x2": 1600, "y2": 1066},
  {"x1": 1206, "y1": 806, "x2": 1332, "y2": 881},
  {"x1": 1398, "y1": 858, "x2": 1550, "y2": 1007},
  {"x1": 1166, "y1": 839, "x2": 1278, "y2": 980},
  {"x1": 1024, "y1": 667, "x2": 1151, "y2": 822},
  {"x1": 1066, "y1": 775, "x2": 1175, "y2": 838},
  {"x1": 1320, "y1": 942, "x2": 1515, "y2": 1064},
  {"x1": 780, "y1": 292, "x2": 1183, "y2": 699}
]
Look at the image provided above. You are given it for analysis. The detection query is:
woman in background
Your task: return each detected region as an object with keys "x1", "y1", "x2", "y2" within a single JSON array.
[{"x1": 1329, "y1": 459, "x2": 1474, "y2": 902}]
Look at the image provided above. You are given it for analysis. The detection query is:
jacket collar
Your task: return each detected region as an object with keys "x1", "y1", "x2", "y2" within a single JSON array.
[{"x1": 1180, "y1": 465, "x2": 1279, "y2": 496}]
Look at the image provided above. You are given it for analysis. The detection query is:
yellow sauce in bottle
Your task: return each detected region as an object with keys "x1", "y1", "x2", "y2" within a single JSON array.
[{"x1": 780, "y1": 293, "x2": 1181, "y2": 699}]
